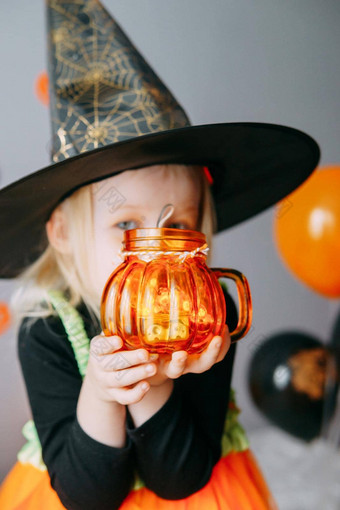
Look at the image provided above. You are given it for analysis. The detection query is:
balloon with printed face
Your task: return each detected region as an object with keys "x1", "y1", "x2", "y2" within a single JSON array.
[
  {"x1": 248, "y1": 332, "x2": 338, "y2": 441},
  {"x1": 274, "y1": 165, "x2": 340, "y2": 298},
  {"x1": 35, "y1": 71, "x2": 49, "y2": 106}
]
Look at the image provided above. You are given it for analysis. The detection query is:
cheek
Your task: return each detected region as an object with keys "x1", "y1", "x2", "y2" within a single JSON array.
[
  {"x1": 99, "y1": 252, "x2": 122, "y2": 282},
  {"x1": 93, "y1": 230, "x2": 125, "y2": 291}
]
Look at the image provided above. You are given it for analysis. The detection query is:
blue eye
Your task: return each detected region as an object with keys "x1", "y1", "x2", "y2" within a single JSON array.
[
  {"x1": 168, "y1": 222, "x2": 188, "y2": 230},
  {"x1": 116, "y1": 221, "x2": 138, "y2": 230},
  {"x1": 115, "y1": 220, "x2": 190, "y2": 230}
]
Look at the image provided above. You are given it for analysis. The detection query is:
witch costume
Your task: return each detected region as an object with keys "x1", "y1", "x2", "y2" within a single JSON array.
[{"x1": 0, "y1": 1, "x2": 319, "y2": 509}]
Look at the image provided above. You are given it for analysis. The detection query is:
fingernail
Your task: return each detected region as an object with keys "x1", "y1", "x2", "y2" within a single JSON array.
[
  {"x1": 145, "y1": 364, "x2": 155, "y2": 373},
  {"x1": 215, "y1": 340, "x2": 222, "y2": 349},
  {"x1": 150, "y1": 353, "x2": 159, "y2": 361},
  {"x1": 141, "y1": 382, "x2": 149, "y2": 391},
  {"x1": 111, "y1": 336, "x2": 120, "y2": 345},
  {"x1": 137, "y1": 350, "x2": 147, "y2": 361}
]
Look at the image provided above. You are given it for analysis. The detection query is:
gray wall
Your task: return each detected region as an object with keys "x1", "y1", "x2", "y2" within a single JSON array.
[{"x1": 1, "y1": 0, "x2": 339, "y2": 482}]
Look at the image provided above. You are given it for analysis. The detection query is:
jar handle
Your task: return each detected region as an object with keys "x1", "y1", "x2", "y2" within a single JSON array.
[{"x1": 211, "y1": 268, "x2": 252, "y2": 343}]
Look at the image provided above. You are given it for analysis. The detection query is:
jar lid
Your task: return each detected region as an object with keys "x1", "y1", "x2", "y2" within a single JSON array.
[
  {"x1": 123, "y1": 228, "x2": 207, "y2": 253},
  {"x1": 125, "y1": 227, "x2": 205, "y2": 242}
]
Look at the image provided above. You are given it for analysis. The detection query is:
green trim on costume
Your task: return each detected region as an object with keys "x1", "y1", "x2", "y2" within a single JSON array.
[
  {"x1": 48, "y1": 290, "x2": 90, "y2": 379},
  {"x1": 17, "y1": 290, "x2": 249, "y2": 486},
  {"x1": 221, "y1": 389, "x2": 249, "y2": 456},
  {"x1": 17, "y1": 291, "x2": 90, "y2": 471},
  {"x1": 17, "y1": 419, "x2": 47, "y2": 471}
]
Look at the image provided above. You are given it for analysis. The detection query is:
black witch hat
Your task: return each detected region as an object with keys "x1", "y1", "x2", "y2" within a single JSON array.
[{"x1": 0, "y1": 0, "x2": 320, "y2": 278}]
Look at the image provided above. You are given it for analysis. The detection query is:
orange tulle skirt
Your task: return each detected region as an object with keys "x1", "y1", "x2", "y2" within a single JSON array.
[{"x1": 0, "y1": 449, "x2": 277, "y2": 510}]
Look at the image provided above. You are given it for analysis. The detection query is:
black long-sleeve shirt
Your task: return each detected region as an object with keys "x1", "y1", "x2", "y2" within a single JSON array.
[{"x1": 18, "y1": 292, "x2": 238, "y2": 510}]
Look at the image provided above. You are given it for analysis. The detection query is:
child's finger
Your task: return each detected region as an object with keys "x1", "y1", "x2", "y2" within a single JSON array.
[
  {"x1": 165, "y1": 351, "x2": 188, "y2": 378},
  {"x1": 104, "y1": 361, "x2": 157, "y2": 388},
  {"x1": 215, "y1": 326, "x2": 231, "y2": 363},
  {"x1": 91, "y1": 336, "x2": 159, "y2": 367},
  {"x1": 90, "y1": 334, "x2": 122, "y2": 357},
  {"x1": 113, "y1": 381, "x2": 150, "y2": 405},
  {"x1": 186, "y1": 333, "x2": 227, "y2": 374},
  {"x1": 190, "y1": 335, "x2": 223, "y2": 371},
  {"x1": 97, "y1": 349, "x2": 158, "y2": 372}
]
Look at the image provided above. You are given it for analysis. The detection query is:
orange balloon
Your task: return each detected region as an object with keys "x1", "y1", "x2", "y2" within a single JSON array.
[
  {"x1": 274, "y1": 165, "x2": 340, "y2": 298},
  {"x1": 35, "y1": 71, "x2": 49, "y2": 106},
  {"x1": 0, "y1": 302, "x2": 11, "y2": 335}
]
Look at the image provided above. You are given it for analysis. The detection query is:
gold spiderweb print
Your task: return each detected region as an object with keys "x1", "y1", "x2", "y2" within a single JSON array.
[{"x1": 48, "y1": 0, "x2": 190, "y2": 163}]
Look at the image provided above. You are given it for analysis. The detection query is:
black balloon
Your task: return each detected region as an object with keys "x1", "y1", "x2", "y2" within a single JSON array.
[{"x1": 248, "y1": 332, "x2": 338, "y2": 441}]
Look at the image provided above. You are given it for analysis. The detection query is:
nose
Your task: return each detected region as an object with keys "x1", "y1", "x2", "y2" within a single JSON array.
[
  {"x1": 140, "y1": 203, "x2": 175, "y2": 228},
  {"x1": 140, "y1": 216, "x2": 160, "y2": 228}
]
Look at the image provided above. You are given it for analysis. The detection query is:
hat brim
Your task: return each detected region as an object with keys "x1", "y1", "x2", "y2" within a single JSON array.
[{"x1": 0, "y1": 122, "x2": 319, "y2": 278}]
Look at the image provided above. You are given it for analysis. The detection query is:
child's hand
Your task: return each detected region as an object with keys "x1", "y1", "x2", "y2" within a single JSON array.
[
  {"x1": 86, "y1": 335, "x2": 159, "y2": 405},
  {"x1": 147, "y1": 325, "x2": 231, "y2": 386}
]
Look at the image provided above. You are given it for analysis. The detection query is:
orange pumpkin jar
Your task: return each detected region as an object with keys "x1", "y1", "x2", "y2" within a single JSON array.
[{"x1": 101, "y1": 228, "x2": 252, "y2": 354}]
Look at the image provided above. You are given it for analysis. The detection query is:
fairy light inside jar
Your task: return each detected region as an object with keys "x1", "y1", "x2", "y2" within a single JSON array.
[
  {"x1": 198, "y1": 306, "x2": 207, "y2": 318},
  {"x1": 142, "y1": 284, "x2": 191, "y2": 343}
]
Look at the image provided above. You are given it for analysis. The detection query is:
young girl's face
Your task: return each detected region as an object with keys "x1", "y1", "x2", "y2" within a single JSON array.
[{"x1": 90, "y1": 164, "x2": 201, "y2": 299}]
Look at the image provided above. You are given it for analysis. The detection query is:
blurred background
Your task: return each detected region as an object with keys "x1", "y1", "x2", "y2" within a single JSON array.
[{"x1": 0, "y1": 1, "x2": 339, "y2": 507}]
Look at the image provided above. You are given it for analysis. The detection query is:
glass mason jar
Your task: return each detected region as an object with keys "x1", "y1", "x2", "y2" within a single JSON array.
[{"x1": 101, "y1": 228, "x2": 252, "y2": 354}]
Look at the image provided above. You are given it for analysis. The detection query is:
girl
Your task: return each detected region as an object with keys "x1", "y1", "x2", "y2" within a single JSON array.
[
  {"x1": 0, "y1": 0, "x2": 319, "y2": 508},
  {"x1": 0, "y1": 163, "x2": 276, "y2": 510}
]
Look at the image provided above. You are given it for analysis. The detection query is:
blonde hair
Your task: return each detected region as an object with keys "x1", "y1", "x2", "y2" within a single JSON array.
[{"x1": 10, "y1": 165, "x2": 217, "y2": 324}]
